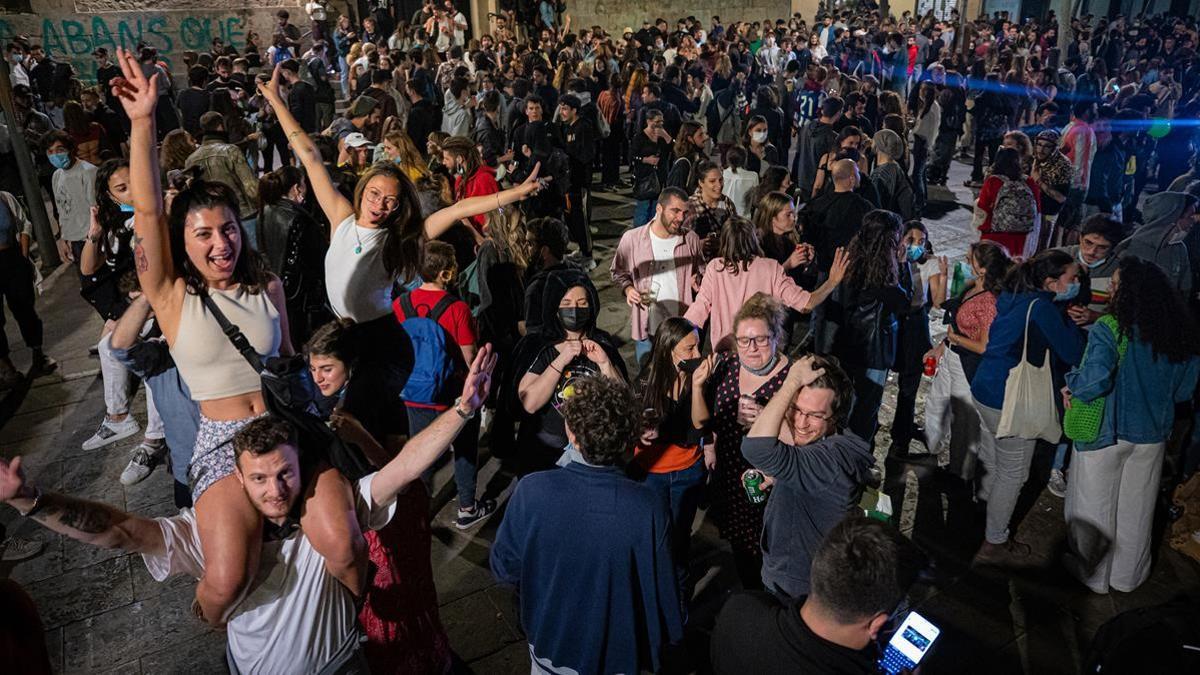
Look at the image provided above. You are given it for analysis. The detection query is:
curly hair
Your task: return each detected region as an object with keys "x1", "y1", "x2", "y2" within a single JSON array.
[
  {"x1": 560, "y1": 376, "x2": 639, "y2": 466},
  {"x1": 1109, "y1": 257, "x2": 1200, "y2": 363},
  {"x1": 233, "y1": 415, "x2": 297, "y2": 464},
  {"x1": 844, "y1": 209, "x2": 902, "y2": 291}
]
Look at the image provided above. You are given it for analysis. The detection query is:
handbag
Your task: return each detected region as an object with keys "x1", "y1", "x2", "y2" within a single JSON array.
[
  {"x1": 1063, "y1": 315, "x2": 1128, "y2": 443},
  {"x1": 632, "y1": 167, "x2": 661, "y2": 201},
  {"x1": 200, "y1": 293, "x2": 375, "y2": 480},
  {"x1": 996, "y1": 299, "x2": 1062, "y2": 443}
]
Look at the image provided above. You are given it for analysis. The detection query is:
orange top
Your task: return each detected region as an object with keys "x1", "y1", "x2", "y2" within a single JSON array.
[{"x1": 633, "y1": 441, "x2": 702, "y2": 474}]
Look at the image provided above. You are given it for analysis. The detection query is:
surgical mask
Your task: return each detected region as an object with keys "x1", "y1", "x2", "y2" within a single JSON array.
[
  {"x1": 8, "y1": 54, "x2": 21, "y2": 65},
  {"x1": 119, "y1": 203, "x2": 135, "y2": 213},
  {"x1": 677, "y1": 357, "x2": 703, "y2": 373},
  {"x1": 556, "y1": 440, "x2": 597, "y2": 468},
  {"x1": 957, "y1": 260, "x2": 976, "y2": 282},
  {"x1": 906, "y1": 244, "x2": 924, "y2": 262},
  {"x1": 1054, "y1": 281, "x2": 1081, "y2": 302},
  {"x1": 1077, "y1": 251, "x2": 1107, "y2": 269},
  {"x1": 751, "y1": 130, "x2": 768, "y2": 144},
  {"x1": 48, "y1": 152, "x2": 70, "y2": 169},
  {"x1": 558, "y1": 306, "x2": 591, "y2": 331}
]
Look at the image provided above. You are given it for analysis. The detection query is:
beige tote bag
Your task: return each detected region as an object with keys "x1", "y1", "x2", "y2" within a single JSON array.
[{"x1": 997, "y1": 300, "x2": 1062, "y2": 443}]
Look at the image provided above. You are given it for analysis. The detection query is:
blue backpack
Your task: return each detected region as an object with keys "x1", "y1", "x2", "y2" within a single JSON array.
[{"x1": 395, "y1": 292, "x2": 459, "y2": 406}]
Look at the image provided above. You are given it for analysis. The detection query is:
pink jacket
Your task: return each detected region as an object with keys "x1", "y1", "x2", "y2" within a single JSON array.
[
  {"x1": 684, "y1": 257, "x2": 812, "y2": 348},
  {"x1": 610, "y1": 224, "x2": 704, "y2": 341}
]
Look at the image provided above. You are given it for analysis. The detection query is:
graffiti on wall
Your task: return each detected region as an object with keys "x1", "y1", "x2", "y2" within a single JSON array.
[{"x1": 0, "y1": 14, "x2": 250, "y2": 79}]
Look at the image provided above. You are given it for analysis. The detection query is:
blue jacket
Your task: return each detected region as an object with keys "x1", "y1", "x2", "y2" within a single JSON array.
[
  {"x1": 1066, "y1": 321, "x2": 1200, "y2": 451},
  {"x1": 490, "y1": 462, "x2": 683, "y2": 674},
  {"x1": 971, "y1": 291, "x2": 1085, "y2": 410}
]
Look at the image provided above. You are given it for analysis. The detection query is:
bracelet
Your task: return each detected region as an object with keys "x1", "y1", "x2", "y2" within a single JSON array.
[
  {"x1": 287, "y1": 130, "x2": 303, "y2": 141},
  {"x1": 549, "y1": 363, "x2": 561, "y2": 374},
  {"x1": 453, "y1": 397, "x2": 477, "y2": 420},
  {"x1": 495, "y1": 192, "x2": 502, "y2": 212},
  {"x1": 18, "y1": 486, "x2": 44, "y2": 518}
]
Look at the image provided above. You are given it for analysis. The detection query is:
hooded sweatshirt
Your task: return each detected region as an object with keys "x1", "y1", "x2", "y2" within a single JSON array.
[
  {"x1": 1114, "y1": 191, "x2": 1194, "y2": 294},
  {"x1": 441, "y1": 91, "x2": 471, "y2": 137}
]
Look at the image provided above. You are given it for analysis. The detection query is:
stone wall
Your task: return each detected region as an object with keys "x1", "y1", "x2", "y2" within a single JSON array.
[
  {"x1": 0, "y1": 0, "x2": 356, "y2": 81},
  {"x1": 568, "y1": 0, "x2": 795, "y2": 37}
]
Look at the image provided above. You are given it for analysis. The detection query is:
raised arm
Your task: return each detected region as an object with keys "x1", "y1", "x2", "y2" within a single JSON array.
[
  {"x1": 111, "y1": 48, "x2": 175, "y2": 306},
  {"x1": 108, "y1": 294, "x2": 153, "y2": 351},
  {"x1": 370, "y1": 345, "x2": 498, "y2": 508},
  {"x1": 422, "y1": 162, "x2": 545, "y2": 240},
  {"x1": 257, "y1": 64, "x2": 355, "y2": 232},
  {"x1": 0, "y1": 456, "x2": 165, "y2": 556},
  {"x1": 800, "y1": 247, "x2": 849, "y2": 312}
]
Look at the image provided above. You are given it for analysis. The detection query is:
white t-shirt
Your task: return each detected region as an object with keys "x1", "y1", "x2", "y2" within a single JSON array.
[
  {"x1": 649, "y1": 230, "x2": 682, "y2": 313},
  {"x1": 722, "y1": 167, "x2": 759, "y2": 218},
  {"x1": 325, "y1": 215, "x2": 395, "y2": 321},
  {"x1": 910, "y1": 258, "x2": 942, "y2": 309},
  {"x1": 142, "y1": 473, "x2": 397, "y2": 675},
  {"x1": 52, "y1": 160, "x2": 98, "y2": 241}
]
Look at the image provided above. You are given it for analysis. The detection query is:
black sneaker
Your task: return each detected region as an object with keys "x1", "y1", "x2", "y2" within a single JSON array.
[{"x1": 455, "y1": 499, "x2": 497, "y2": 530}]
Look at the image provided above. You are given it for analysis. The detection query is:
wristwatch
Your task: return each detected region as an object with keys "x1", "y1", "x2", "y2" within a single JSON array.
[
  {"x1": 453, "y1": 397, "x2": 476, "y2": 420},
  {"x1": 18, "y1": 485, "x2": 44, "y2": 518}
]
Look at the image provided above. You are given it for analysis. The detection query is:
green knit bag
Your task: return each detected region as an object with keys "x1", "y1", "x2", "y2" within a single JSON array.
[{"x1": 1063, "y1": 315, "x2": 1128, "y2": 443}]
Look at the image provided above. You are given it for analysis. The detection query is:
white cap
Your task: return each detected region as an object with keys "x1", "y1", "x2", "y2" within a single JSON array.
[{"x1": 344, "y1": 132, "x2": 374, "y2": 149}]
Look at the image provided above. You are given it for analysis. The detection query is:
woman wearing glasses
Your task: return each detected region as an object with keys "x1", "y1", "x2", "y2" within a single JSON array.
[
  {"x1": 692, "y1": 294, "x2": 792, "y2": 590},
  {"x1": 256, "y1": 64, "x2": 543, "y2": 322}
]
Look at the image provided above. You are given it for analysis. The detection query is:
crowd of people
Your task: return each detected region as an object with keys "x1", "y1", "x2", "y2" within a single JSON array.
[{"x1": 1, "y1": 2, "x2": 1200, "y2": 673}]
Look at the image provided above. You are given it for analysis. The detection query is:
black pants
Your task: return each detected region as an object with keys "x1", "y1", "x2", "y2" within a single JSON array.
[
  {"x1": 0, "y1": 248, "x2": 44, "y2": 360},
  {"x1": 600, "y1": 132, "x2": 621, "y2": 186},
  {"x1": 927, "y1": 130, "x2": 958, "y2": 184},
  {"x1": 262, "y1": 123, "x2": 293, "y2": 172},
  {"x1": 911, "y1": 136, "x2": 929, "y2": 210},
  {"x1": 971, "y1": 137, "x2": 1001, "y2": 182},
  {"x1": 565, "y1": 187, "x2": 592, "y2": 258}
]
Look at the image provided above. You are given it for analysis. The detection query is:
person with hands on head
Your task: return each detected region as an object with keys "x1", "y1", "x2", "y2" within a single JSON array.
[
  {"x1": 741, "y1": 353, "x2": 874, "y2": 601},
  {"x1": 108, "y1": 46, "x2": 363, "y2": 628},
  {"x1": 255, "y1": 62, "x2": 546, "y2": 322},
  {"x1": 0, "y1": 345, "x2": 497, "y2": 674}
]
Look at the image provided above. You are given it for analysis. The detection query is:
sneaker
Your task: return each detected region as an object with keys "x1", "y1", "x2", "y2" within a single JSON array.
[
  {"x1": 120, "y1": 440, "x2": 166, "y2": 486},
  {"x1": 455, "y1": 499, "x2": 497, "y2": 530},
  {"x1": 972, "y1": 538, "x2": 1033, "y2": 567},
  {"x1": 0, "y1": 537, "x2": 45, "y2": 562},
  {"x1": 81, "y1": 416, "x2": 141, "y2": 451},
  {"x1": 1047, "y1": 469, "x2": 1067, "y2": 498},
  {"x1": 31, "y1": 353, "x2": 58, "y2": 377}
]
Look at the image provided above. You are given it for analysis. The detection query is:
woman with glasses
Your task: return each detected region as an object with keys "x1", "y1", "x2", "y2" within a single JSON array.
[
  {"x1": 693, "y1": 293, "x2": 792, "y2": 589},
  {"x1": 257, "y1": 64, "x2": 543, "y2": 322}
]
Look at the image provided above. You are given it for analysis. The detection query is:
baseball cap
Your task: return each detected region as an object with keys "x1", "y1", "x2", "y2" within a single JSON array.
[{"x1": 344, "y1": 132, "x2": 374, "y2": 149}]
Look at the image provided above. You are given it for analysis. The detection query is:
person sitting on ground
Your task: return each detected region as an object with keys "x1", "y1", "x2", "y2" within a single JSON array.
[
  {"x1": 491, "y1": 374, "x2": 684, "y2": 674},
  {"x1": 711, "y1": 515, "x2": 925, "y2": 674}
]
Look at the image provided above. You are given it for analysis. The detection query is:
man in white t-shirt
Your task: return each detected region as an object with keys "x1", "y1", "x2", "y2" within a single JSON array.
[
  {"x1": 45, "y1": 130, "x2": 97, "y2": 265},
  {"x1": 0, "y1": 347, "x2": 499, "y2": 674},
  {"x1": 611, "y1": 187, "x2": 704, "y2": 365}
]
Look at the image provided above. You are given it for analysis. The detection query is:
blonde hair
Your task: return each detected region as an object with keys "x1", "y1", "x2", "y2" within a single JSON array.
[{"x1": 733, "y1": 292, "x2": 786, "y2": 343}]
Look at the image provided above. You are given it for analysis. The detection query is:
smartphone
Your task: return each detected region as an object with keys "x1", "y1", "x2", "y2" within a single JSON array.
[{"x1": 877, "y1": 611, "x2": 940, "y2": 674}]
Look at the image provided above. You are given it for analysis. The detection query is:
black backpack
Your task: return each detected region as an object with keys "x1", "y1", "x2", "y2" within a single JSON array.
[{"x1": 1083, "y1": 597, "x2": 1200, "y2": 674}]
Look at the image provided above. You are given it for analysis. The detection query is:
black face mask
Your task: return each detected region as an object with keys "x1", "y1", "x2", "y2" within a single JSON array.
[
  {"x1": 558, "y1": 306, "x2": 591, "y2": 331},
  {"x1": 677, "y1": 357, "x2": 703, "y2": 373}
]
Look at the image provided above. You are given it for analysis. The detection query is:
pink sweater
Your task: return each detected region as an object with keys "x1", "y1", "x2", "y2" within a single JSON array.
[{"x1": 684, "y1": 257, "x2": 812, "y2": 348}]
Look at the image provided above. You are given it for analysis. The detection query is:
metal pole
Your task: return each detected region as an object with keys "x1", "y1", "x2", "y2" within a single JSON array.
[{"x1": 0, "y1": 59, "x2": 60, "y2": 270}]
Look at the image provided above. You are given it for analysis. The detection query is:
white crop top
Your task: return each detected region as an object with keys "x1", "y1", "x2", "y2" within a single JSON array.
[{"x1": 172, "y1": 287, "x2": 281, "y2": 401}]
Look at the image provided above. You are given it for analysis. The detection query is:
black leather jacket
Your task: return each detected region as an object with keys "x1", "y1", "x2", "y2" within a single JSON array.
[
  {"x1": 818, "y1": 272, "x2": 912, "y2": 370},
  {"x1": 258, "y1": 199, "x2": 327, "y2": 308}
]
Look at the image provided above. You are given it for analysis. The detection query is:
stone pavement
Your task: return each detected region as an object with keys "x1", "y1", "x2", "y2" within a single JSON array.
[{"x1": 2, "y1": 156, "x2": 1199, "y2": 674}]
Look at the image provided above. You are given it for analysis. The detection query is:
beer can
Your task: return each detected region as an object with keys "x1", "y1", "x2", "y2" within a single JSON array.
[
  {"x1": 923, "y1": 355, "x2": 937, "y2": 377},
  {"x1": 743, "y1": 470, "x2": 767, "y2": 504}
]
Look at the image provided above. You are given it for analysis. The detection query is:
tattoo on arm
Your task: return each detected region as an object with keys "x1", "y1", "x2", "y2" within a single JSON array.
[
  {"x1": 33, "y1": 493, "x2": 115, "y2": 535},
  {"x1": 134, "y1": 244, "x2": 149, "y2": 274}
]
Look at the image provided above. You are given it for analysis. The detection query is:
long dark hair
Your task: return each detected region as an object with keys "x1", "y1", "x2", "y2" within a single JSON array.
[
  {"x1": 1109, "y1": 257, "x2": 1200, "y2": 363},
  {"x1": 258, "y1": 165, "x2": 305, "y2": 210},
  {"x1": 968, "y1": 239, "x2": 1013, "y2": 295},
  {"x1": 94, "y1": 159, "x2": 131, "y2": 261},
  {"x1": 716, "y1": 217, "x2": 763, "y2": 275},
  {"x1": 990, "y1": 146, "x2": 1023, "y2": 181},
  {"x1": 639, "y1": 317, "x2": 698, "y2": 424},
  {"x1": 168, "y1": 179, "x2": 271, "y2": 294},
  {"x1": 845, "y1": 209, "x2": 902, "y2": 291},
  {"x1": 353, "y1": 163, "x2": 426, "y2": 283},
  {"x1": 1003, "y1": 249, "x2": 1073, "y2": 293}
]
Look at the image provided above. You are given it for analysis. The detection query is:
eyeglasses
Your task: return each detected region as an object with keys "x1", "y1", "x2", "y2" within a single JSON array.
[
  {"x1": 735, "y1": 335, "x2": 772, "y2": 348},
  {"x1": 363, "y1": 189, "x2": 399, "y2": 211},
  {"x1": 790, "y1": 405, "x2": 833, "y2": 422}
]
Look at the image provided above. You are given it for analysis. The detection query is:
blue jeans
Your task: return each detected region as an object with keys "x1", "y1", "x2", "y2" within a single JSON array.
[
  {"x1": 633, "y1": 199, "x2": 656, "y2": 227},
  {"x1": 410, "y1": 405, "x2": 482, "y2": 509},
  {"x1": 846, "y1": 365, "x2": 889, "y2": 447},
  {"x1": 1053, "y1": 442, "x2": 1070, "y2": 471},
  {"x1": 642, "y1": 456, "x2": 706, "y2": 600}
]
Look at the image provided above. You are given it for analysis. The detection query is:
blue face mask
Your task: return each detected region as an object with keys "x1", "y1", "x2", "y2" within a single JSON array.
[
  {"x1": 906, "y1": 244, "x2": 924, "y2": 262},
  {"x1": 958, "y1": 261, "x2": 976, "y2": 282},
  {"x1": 1078, "y1": 251, "x2": 1106, "y2": 269},
  {"x1": 118, "y1": 203, "x2": 135, "y2": 213},
  {"x1": 556, "y1": 440, "x2": 595, "y2": 468},
  {"x1": 1054, "y1": 281, "x2": 1081, "y2": 302},
  {"x1": 48, "y1": 152, "x2": 70, "y2": 170}
]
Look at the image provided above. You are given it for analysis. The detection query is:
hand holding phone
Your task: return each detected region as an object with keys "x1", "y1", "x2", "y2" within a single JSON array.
[{"x1": 878, "y1": 611, "x2": 940, "y2": 674}]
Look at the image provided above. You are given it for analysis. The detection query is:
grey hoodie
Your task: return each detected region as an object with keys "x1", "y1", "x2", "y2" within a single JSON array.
[
  {"x1": 1114, "y1": 190, "x2": 1193, "y2": 294},
  {"x1": 441, "y1": 90, "x2": 471, "y2": 137}
]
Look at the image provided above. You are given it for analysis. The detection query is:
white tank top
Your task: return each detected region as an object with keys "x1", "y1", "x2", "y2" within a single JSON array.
[{"x1": 172, "y1": 287, "x2": 281, "y2": 401}]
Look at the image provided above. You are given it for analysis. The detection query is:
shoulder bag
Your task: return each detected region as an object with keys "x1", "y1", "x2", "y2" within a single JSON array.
[
  {"x1": 1063, "y1": 315, "x2": 1128, "y2": 443},
  {"x1": 996, "y1": 299, "x2": 1062, "y2": 443}
]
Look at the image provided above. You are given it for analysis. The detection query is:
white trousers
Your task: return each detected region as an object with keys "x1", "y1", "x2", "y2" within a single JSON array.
[
  {"x1": 1064, "y1": 440, "x2": 1164, "y2": 594},
  {"x1": 98, "y1": 332, "x2": 163, "y2": 439},
  {"x1": 924, "y1": 349, "x2": 983, "y2": 480}
]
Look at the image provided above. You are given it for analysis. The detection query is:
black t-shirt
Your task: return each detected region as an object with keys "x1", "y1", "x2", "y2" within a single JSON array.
[
  {"x1": 518, "y1": 348, "x2": 602, "y2": 451},
  {"x1": 712, "y1": 592, "x2": 876, "y2": 675}
]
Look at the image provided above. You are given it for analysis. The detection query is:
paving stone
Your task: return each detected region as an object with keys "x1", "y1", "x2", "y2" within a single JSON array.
[
  {"x1": 6, "y1": 528, "x2": 65, "y2": 585},
  {"x1": 62, "y1": 579, "x2": 213, "y2": 673},
  {"x1": 44, "y1": 627, "x2": 64, "y2": 673},
  {"x1": 28, "y1": 555, "x2": 133, "y2": 629},
  {"x1": 18, "y1": 378, "x2": 100, "y2": 416},
  {"x1": 466, "y1": 639, "x2": 530, "y2": 675},
  {"x1": 432, "y1": 550, "x2": 499, "y2": 606},
  {"x1": 0, "y1": 402, "x2": 80, "y2": 444},
  {"x1": 137, "y1": 630, "x2": 229, "y2": 674},
  {"x1": 439, "y1": 589, "x2": 523, "y2": 662}
]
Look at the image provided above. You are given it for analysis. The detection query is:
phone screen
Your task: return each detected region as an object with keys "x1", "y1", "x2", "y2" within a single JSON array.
[{"x1": 877, "y1": 611, "x2": 940, "y2": 674}]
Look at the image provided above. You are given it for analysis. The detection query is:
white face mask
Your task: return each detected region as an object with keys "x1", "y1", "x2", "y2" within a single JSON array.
[{"x1": 751, "y1": 130, "x2": 768, "y2": 144}]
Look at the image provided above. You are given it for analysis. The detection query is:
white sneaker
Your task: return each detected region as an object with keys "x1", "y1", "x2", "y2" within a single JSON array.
[
  {"x1": 0, "y1": 537, "x2": 45, "y2": 562},
  {"x1": 81, "y1": 416, "x2": 141, "y2": 451},
  {"x1": 1047, "y1": 469, "x2": 1067, "y2": 498},
  {"x1": 120, "y1": 440, "x2": 166, "y2": 486}
]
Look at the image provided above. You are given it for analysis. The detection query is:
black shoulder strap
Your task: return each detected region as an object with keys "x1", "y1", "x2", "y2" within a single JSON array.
[
  {"x1": 427, "y1": 293, "x2": 459, "y2": 322},
  {"x1": 397, "y1": 292, "x2": 417, "y2": 321},
  {"x1": 199, "y1": 292, "x2": 265, "y2": 373}
]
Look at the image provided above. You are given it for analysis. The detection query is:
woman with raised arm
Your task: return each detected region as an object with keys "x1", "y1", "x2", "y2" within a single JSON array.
[
  {"x1": 109, "y1": 48, "x2": 364, "y2": 627},
  {"x1": 255, "y1": 63, "x2": 545, "y2": 322}
]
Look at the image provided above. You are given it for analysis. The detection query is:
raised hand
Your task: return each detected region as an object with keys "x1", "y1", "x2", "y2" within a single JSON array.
[
  {"x1": 513, "y1": 162, "x2": 546, "y2": 200},
  {"x1": 0, "y1": 456, "x2": 29, "y2": 502},
  {"x1": 460, "y1": 343, "x2": 498, "y2": 412},
  {"x1": 692, "y1": 353, "x2": 717, "y2": 387},
  {"x1": 785, "y1": 355, "x2": 826, "y2": 389},
  {"x1": 257, "y1": 63, "x2": 285, "y2": 103},
  {"x1": 827, "y1": 247, "x2": 851, "y2": 285},
  {"x1": 554, "y1": 339, "x2": 583, "y2": 362},
  {"x1": 110, "y1": 47, "x2": 159, "y2": 121},
  {"x1": 581, "y1": 339, "x2": 610, "y2": 366}
]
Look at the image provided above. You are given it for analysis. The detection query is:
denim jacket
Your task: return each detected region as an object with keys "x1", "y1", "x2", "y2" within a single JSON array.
[{"x1": 1065, "y1": 321, "x2": 1200, "y2": 451}]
